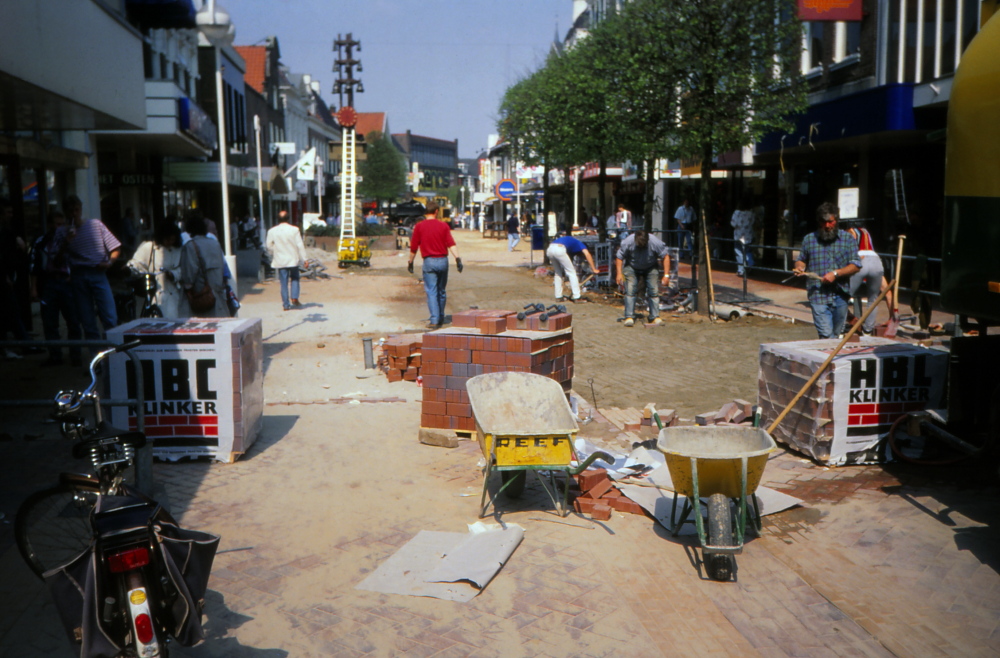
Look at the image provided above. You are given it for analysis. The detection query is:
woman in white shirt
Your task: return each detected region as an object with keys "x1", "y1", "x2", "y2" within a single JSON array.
[{"x1": 128, "y1": 221, "x2": 186, "y2": 318}]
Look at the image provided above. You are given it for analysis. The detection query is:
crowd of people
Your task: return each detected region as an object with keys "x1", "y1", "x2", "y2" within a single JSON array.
[{"x1": 1, "y1": 196, "x2": 240, "y2": 364}]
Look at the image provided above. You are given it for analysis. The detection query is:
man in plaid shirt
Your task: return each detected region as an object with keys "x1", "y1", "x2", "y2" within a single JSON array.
[{"x1": 794, "y1": 202, "x2": 861, "y2": 338}]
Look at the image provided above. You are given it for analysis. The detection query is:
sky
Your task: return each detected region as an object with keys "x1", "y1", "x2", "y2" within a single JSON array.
[{"x1": 225, "y1": 0, "x2": 573, "y2": 159}]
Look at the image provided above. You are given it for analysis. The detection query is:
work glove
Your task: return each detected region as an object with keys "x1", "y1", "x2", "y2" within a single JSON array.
[
  {"x1": 407, "y1": 261, "x2": 414, "y2": 274},
  {"x1": 456, "y1": 258, "x2": 464, "y2": 273}
]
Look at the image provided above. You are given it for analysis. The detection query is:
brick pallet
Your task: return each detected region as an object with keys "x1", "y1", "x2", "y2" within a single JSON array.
[
  {"x1": 379, "y1": 334, "x2": 423, "y2": 382},
  {"x1": 421, "y1": 309, "x2": 574, "y2": 433}
]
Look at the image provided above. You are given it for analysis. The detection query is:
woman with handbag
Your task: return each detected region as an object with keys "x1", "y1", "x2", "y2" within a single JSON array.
[{"x1": 179, "y1": 211, "x2": 229, "y2": 318}]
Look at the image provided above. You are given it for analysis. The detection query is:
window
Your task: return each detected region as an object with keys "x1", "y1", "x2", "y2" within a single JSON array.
[
  {"x1": 160, "y1": 53, "x2": 168, "y2": 79},
  {"x1": 143, "y1": 43, "x2": 154, "y2": 79},
  {"x1": 173, "y1": 62, "x2": 181, "y2": 85}
]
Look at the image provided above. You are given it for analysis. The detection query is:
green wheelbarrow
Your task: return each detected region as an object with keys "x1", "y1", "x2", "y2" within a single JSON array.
[
  {"x1": 656, "y1": 425, "x2": 776, "y2": 581},
  {"x1": 467, "y1": 372, "x2": 613, "y2": 518}
]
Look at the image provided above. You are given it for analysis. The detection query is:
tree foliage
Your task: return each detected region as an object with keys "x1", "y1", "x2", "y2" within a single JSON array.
[
  {"x1": 358, "y1": 130, "x2": 407, "y2": 206},
  {"x1": 497, "y1": 0, "x2": 807, "y2": 311}
]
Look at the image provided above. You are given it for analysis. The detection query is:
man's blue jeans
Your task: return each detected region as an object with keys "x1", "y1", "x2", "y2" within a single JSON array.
[
  {"x1": 679, "y1": 228, "x2": 693, "y2": 258},
  {"x1": 810, "y1": 296, "x2": 849, "y2": 339},
  {"x1": 41, "y1": 277, "x2": 82, "y2": 361},
  {"x1": 623, "y1": 266, "x2": 660, "y2": 321},
  {"x1": 278, "y1": 267, "x2": 300, "y2": 309},
  {"x1": 508, "y1": 233, "x2": 520, "y2": 251},
  {"x1": 422, "y1": 256, "x2": 449, "y2": 325},
  {"x1": 71, "y1": 267, "x2": 117, "y2": 340}
]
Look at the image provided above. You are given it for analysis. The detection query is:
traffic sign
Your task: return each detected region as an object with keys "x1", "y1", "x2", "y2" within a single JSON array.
[{"x1": 496, "y1": 179, "x2": 517, "y2": 201}]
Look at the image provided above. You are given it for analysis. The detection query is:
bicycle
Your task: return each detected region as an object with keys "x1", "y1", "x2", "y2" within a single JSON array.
[
  {"x1": 15, "y1": 341, "x2": 219, "y2": 656},
  {"x1": 129, "y1": 268, "x2": 165, "y2": 319}
]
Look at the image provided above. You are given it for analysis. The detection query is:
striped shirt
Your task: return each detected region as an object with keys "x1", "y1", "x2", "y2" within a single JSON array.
[{"x1": 56, "y1": 219, "x2": 121, "y2": 268}]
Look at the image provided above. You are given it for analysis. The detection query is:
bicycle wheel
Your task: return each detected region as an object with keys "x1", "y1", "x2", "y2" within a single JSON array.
[{"x1": 16, "y1": 483, "x2": 98, "y2": 578}]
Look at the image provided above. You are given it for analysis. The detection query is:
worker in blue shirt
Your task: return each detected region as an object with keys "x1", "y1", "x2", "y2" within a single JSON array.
[{"x1": 545, "y1": 233, "x2": 596, "y2": 302}]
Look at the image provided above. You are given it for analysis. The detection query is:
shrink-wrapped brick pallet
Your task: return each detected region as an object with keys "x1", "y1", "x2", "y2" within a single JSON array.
[
  {"x1": 758, "y1": 338, "x2": 947, "y2": 465},
  {"x1": 421, "y1": 309, "x2": 574, "y2": 433}
]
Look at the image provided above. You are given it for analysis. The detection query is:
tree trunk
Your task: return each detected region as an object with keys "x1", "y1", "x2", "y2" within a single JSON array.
[
  {"x1": 597, "y1": 159, "x2": 608, "y2": 242},
  {"x1": 562, "y1": 166, "x2": 572, "y2": 233},
  {"x1": 543, "y1": 162, "x2": 551, "y2": 265},
  {"x1": 643, "y1": 156, "x2": 656, "y2": 232},
  {"x1": 697, "y1": 141, "x2": 713, "y2": 315}
]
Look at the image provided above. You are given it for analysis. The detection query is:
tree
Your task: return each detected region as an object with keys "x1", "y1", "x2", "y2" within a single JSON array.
[
  {"x1": 358, "y1": 130, "x2": 407, "y2": 209},
  {"x1": 660, "y1": 0, "x2": 808, "y2": 313}
]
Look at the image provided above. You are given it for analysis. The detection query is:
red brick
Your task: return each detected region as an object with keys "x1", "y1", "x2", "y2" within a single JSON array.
[
  {"x1": 573, "y1": 497, "x2": 598, "y2": 514},
  {"x1": 479, "y1": 317, "x2": 507, "y2": 334},
  {"x1": 403, "y1": 367, "x2": 419, "y2": 381},
  {"x1": 446, "y1": 349, "x2": 471, "y2": 363},
  {"x1": 423, "y1": 400, "x2": 447, "y2": 415},
  {"x1": 423, "y1": 347, "x2": 446, "y2": 362},
  {"x1": 601, "y1": 487, "x2": 623, "y2": 499},
  {"x1": 409, "y1": 354, "x2": 422, "y2": 368},
  {"x1": 583, "y1": 483, "x2": 614, "y2": 503},
  {"x1": 422, "y1": 374, "x2": 445, "y2": 389},
  {"x1": 611, "y1": 497, "x2": 646, "y2": 515},
  {"x1": 452, "y1": 311, "x2": 480, "y2": 328},
  {"x1": 624, "y1": 421, "x2": 642, "y2": 432},
  {"x1": 423, "y1": 388, "x2": 438, "y2": 402},
  {"x1": 446, "y1": 375, "x2": 466, "y2": 390},
  {"x1": 590, "y1": 504, "x2": 612, "y2": 521},
  {"x1": 505, "y1": 352, "x2": 530, "y2": 368},
  {"x1": 447, "y1": 402, "x2": 472, "y2": 417},
  {"x1": 578, "y1": 468, "x2": 609, "y2": 492},
  {"x1": 387, "y1": 369, "x2": 402, "y2": 382}
]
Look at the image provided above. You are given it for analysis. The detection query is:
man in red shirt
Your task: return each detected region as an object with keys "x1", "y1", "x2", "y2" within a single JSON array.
[{"x1": 408, "y1": 201, "x2": 463, "y2": 328}]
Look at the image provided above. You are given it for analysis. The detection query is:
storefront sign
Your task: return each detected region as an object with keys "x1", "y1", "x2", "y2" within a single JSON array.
[
  {"x1": 680, "y1": 157, "x2": 702, "y2": 177},
  {"x1": 495, "y1": 179, "x2": 516, "y2": 201},
  {"x1": 798, "y1": 0, "x2": 862, "y2": 21},
  {"x1": 107, "y1": 318, "x2": 264, "y2": 463},
  {"x1": 178, "y1": 98, "x2": 217, "y2": 149},
  {"x1": 98, "y1": 173, "x2": 159, "y2": 187},
  {"x1": 838, "y1": 187, "x2": 860, "y2": 219}
]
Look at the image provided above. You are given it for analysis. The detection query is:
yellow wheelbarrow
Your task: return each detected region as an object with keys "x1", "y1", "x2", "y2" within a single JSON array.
[
  {"x1": 656, "y1": 425, "x2": 776, "y2": 580},
  {"x1": 467, "y1": 372, "x2": 612, "y2": 518}
]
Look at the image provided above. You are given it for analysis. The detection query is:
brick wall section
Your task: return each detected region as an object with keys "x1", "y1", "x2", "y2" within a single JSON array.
[{"x1": 420, "y1": 309, "x2": 574, "y2": 432}]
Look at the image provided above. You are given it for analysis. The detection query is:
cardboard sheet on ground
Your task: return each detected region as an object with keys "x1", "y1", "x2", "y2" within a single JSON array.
[
  {"x1": 355, "y1": 524, "x2": 523, "y2": 602},
  {"x1": 615, "y1": 482, "x2": 803, "y2": 536}
]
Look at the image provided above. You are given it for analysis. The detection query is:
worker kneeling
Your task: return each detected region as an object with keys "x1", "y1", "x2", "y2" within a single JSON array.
[{"x1": 616, "y1": 230, "x2": 670, "y2": 327}]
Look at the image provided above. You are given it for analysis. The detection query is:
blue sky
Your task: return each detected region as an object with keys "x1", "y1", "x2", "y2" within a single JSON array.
[{"x1": 227, "y1": 0, "x2": 572, "y2": 158}]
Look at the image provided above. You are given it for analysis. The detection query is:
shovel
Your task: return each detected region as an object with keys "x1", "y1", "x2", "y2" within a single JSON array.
[{"x1": 885, "y1": 235, "x2": 906, "y2": 338}]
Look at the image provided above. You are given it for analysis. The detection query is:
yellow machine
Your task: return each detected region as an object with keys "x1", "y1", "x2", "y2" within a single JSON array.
[{"x1": 337, "y1": 236, "x2": 371, "y2": 268}]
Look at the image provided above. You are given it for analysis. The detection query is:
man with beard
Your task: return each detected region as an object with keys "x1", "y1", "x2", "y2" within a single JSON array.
[{"x1": 794, "y1": 202, "x2": 861, "y2": 338}]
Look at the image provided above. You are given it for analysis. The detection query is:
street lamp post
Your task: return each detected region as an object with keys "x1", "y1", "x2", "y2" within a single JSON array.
[{"x1": 196, "y1": 0, "x2": 237, "y2": 287}]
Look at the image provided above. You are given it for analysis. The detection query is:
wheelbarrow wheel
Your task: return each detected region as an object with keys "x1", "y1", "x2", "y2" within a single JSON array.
[
  {"x1": 707, "y1": 494, "x2": 734, "y2": 581},
  {"x1": 500, "y1": 471, "x2": 526, "y2": 499}
]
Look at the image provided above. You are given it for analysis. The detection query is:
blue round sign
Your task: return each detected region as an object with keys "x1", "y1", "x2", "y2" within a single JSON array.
[{"x1": 496, "y1": 179, "x2": 517, "y2": 200}]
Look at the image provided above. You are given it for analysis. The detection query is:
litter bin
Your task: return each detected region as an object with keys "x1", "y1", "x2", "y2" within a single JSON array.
[{"x1": 531, "y1": 225, "x2": 545, "y2": 251}]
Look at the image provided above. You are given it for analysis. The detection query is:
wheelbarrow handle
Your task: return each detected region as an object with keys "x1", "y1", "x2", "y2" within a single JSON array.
[{"x1": 569, "y1": 451, "x2": 615, "y2": 475}]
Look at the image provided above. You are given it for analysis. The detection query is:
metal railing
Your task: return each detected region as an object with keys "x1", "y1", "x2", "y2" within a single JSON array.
[{"x1": 0, "y1": 339, "x2": 151, "y2": 495}]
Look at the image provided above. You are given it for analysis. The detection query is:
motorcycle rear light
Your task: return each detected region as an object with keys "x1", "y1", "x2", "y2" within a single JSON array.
[
  {"x1": 108, "y1": 546, "x2": 149, "y2": 573},
  {"x1": 134, "y1": 613, "x2": 154, "y2": 644}
]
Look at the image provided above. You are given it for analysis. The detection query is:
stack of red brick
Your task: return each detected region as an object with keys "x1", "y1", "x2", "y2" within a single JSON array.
[
  {"x1": 571, "y1": 469, "x2": 645, "y2": 520},
  {"x1": 695, "y1": 399, "x2": 756, "y2": 426},
  {"x1": 379, "y1": 334, "x2": 423, "y2": 382},
  {"x1": 420, "y1": 309, "x2": 574, "y2": 432}
]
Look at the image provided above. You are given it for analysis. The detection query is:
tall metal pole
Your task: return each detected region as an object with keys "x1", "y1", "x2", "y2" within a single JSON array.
[
  {"x1": 254, "y1": 115, "x2": 265, "y2": 238},
  {"x1": 214, "y1": 45, "x2": 236, "y2": 291},
  {"x1": 317, "y1": 158, "x2": 323, "y2": 218}
]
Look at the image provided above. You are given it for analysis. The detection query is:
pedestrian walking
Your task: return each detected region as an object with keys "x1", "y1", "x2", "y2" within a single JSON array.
[
  {"x1": 731, "y1": 195, "x2": 756, "y2": 276},
  {"x1": 30, "y1": 209, "x2": 81, "y2": 365},
  {"x1": 674, "y1": 198, "x2": 696, "y2": 258},
  {"x1": 615, "y1": 204, "x2": 632, "y2": 230},
  {"x1": 507, "y1": 212, "x2": 521, "y2": 252},
  {"x1": 265, "y1": 210, "x2": 307, "y2": 311},
  {"x1": 179, "y1": 211, "x2": 229, "y2": 318},
  {"x1": 545, "y1": 233, "x2": 596, "y2": 303},
  {"x1": 616, "y1": 229, "x2": 670, "y2": 327},
  {"x1": 58, "y1": 195, "x2": 121, "y2": 341},
  {"x1": 794, "y1": 202, "x2": 862, "y2": 339},
  {"x1": 408, "y1": 201, "x2": 463, "y2": 329}
]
